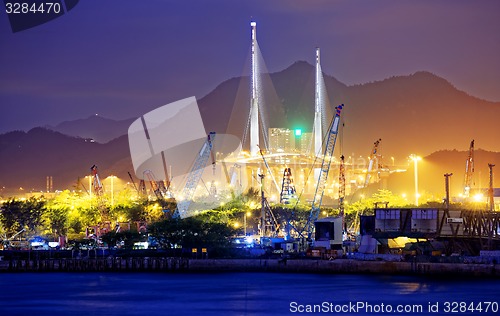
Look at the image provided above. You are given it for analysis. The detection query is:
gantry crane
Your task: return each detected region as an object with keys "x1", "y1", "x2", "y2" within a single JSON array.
[{"x1": 463, "y1": 140, "x2": 475, "y2": 198}]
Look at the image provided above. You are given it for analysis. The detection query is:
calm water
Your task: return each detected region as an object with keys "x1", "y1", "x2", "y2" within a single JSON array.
[{"x1": 0, "y1": 272, "x2": 499, "y2": 315}]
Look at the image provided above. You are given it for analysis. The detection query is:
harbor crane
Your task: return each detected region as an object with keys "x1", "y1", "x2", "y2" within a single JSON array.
[
  {"x1": 280, "y1": 167, "x2": 297, "y2": 204},
  {"x1": 300, "y1": 104, "x2": 344, "y2": 240},
  {"x1": 174, "y1": 132, "x2": 216, "y2": 219},
  {"x1": 90, "y1": 164, "x2": 107, "y2": 221},
  {"x1": 143, "y1": 169, "x2": 165, "y2": 201},
  {"x1": 338, "y1": 155, "x2": 346, "y2": 216},
  {"x1": 257, "y1": 147, "x2": 280, "y2": 237},
  {"x1": 127, "y1": 171, "x2": 140, "y2": 194},
  {"x1": 364, "y1": 139, "x2": 382, "y2": 188},
  {"x1": 87, "y1": 165, "x2": 110, "y2": 238},
  {"x1": 463, "y1": 140, "x2": 475, "y2": 198}
]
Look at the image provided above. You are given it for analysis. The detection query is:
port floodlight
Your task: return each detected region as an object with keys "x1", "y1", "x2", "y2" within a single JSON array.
[
  {"x1": 411, "y1": 155, "x2": 422, "y2": 162},
  {"x1": 473, "y1": 193, "x2": 484, "y2": 202}
]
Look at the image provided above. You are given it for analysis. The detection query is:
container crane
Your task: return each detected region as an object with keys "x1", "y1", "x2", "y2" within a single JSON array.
[
  {"x1": 463, "y1": 140, "x2": 474, "y2": 198},
  {"x1": 174, "y1": 132, "x2": 216, "y2": 219}
]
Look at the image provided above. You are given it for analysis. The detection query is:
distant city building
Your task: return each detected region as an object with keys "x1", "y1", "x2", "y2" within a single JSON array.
[
  {"x1": 267, "y1": 128, "x2": 313, "y2": 155},
  {"x1": 298, "y1": 132, "x2": 313, "y2": 155},
  {"x1": 268, "y1": 128, "x2": 295, "y2": 153}
]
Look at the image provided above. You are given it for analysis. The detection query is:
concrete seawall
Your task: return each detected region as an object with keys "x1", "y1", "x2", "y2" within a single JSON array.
[
  {"x1": 187, "y1": 259, "x2": 500, "y2": 277},
  {"x1": 1, "y1": 258, "x2": 498, "y2": 277}
]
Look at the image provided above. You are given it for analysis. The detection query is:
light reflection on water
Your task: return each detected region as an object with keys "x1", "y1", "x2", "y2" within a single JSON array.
[
  {"x1": 0, "y1": 272, "x2": 498, "y2": 315},
  {"x1": 392, "y1": 281, "x2": 428, "y2": 294}
]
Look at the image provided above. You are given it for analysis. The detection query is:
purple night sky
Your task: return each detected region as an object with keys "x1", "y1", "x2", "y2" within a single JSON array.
[{"x1": 0, "y1": 0, "x2": 499, "y2": 133}]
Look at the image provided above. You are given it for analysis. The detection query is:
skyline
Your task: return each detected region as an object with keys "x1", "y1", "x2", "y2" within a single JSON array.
[{"x1": 0, "y1": 0, "x2": 499, "y2": 134}]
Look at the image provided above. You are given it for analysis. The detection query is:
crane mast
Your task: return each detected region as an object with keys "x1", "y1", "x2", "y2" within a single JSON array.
[
  {"x1": 280, "y1": 168, "x2": 297, "y2": 204},
  {"x1": 303, "y1": 104, "x2": 344, "y2": 239},
  {"x1": 463, "y1": 140, "x2": 475, "y2": 198},
  {"x1": 257, "y1": 147, "x2": 280, "y2": 237},
  {"x1": 175, "y1": 132, "x2": 216, "y2": 219},
  {"x1": 338, "y1": 155, "x2": 345, "y2": 216},
  {"x1": 90, "y1": 164, "x2": 107, "y2": 220},
  {"x1": 90, "y1": 165, "x2": 104, "y2": 197}
]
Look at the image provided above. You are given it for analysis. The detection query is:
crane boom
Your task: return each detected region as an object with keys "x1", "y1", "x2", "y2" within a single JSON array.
[
  {"x1": 175, "y1": 132, "x2": 216, "y2": 218},
  {"x1": 258, "y1": 146, "x2": 281, "y2": 194},
  {"x1": 143, "y1": 170, "x2": 164, "y2": 200},
  {"x1": 304, "y1": 104, "x2": 344, "y2": 238},
  {"x1": 127, "y1": 171, "x2": 139, "y2": 194}
]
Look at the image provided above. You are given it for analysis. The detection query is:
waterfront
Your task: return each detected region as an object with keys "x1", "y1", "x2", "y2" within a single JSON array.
[{"x1": 0, "y1": 272, "x2": 499, "y2": 315}]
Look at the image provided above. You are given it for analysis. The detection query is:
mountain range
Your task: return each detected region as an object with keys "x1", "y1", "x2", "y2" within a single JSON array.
[
  {"x1": 46, "y1": 116, "x2": 134, "y2": 144},
  {"x1": 199, "y1": 61, "x2": 500, "y2": 160},
  {"x1": 1, "y1": 61, "x2": 499, "y2": 197}
]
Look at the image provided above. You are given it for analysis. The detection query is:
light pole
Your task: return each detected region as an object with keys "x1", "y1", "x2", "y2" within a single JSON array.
[{"x1": 411, "y1": 155, "x2": 422, "y2": 206}]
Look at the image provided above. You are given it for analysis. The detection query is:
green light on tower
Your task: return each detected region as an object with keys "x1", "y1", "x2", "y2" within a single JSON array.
[{"x1": 295, "y1": 129, "x2": 302, "y2": 136}]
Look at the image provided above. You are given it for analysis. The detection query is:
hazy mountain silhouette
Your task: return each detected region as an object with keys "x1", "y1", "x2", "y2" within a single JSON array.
[
  {"x1": 46, "y1": 115, "x2": 135, "y2": 144},
  {"x1": 199, "y1": 61, "x2": 500, "y2": 160},
  {"x1": 0, "y1": 128, "x2": 132, "y2": 195},
  {"x1": 43, "y1": 60, "x2": 500, "y2": 160}
]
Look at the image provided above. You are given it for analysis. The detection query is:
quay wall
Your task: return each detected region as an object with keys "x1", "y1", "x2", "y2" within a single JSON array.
[
  {"x1": 1, "y1": 258, "x2": 498, "y2": 277},
  {"x1": 188, "y1": 259, "x2": 499, "y2": 277}
]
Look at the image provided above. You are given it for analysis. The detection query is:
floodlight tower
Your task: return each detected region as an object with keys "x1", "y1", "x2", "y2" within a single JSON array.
[
  {"x1": 250, "y1": 21, "x2": 260, "y2": 156},
  {"x1": 314, "y1": 48, "x2": 323, "y2": 156}
]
